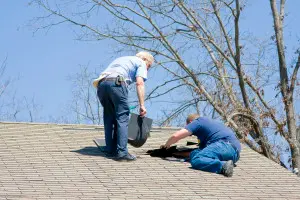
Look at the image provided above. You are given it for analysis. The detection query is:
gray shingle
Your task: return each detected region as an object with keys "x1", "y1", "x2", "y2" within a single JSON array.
[{"x1": 0, "y1": 122, "x2": 299, "y2": 200}]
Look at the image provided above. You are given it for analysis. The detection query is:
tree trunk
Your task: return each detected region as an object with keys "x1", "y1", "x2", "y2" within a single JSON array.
[
  {"x1": 270, "y1": 0, "x2": 300, "y2": 169},
  {"x1": 286, "y1": 102, "x2": 300, "y2": 170}
]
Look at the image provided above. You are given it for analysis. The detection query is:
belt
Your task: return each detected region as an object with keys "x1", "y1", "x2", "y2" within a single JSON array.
[
  {"x1": 99, "y1": 78, "x2": 126, "y2": 85},
  {"x1": 100, "y1": 77, "x2": 118, "y2": 82}
]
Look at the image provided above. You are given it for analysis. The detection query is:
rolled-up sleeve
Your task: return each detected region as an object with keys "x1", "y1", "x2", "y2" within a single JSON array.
[
  {"x1": 185, "y1": 120, "x2": 201, "y2": 135},
  {"x1": 136, "y1": 61, "x2": 148, "y2": 81}
]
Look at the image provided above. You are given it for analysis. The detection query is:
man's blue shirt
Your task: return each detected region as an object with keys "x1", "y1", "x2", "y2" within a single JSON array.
[
  {"x1": 102, "y1": 56, "x2": 147, "y2": 84},
  {"x1": 185, "y1": 117, "x2": 241, "y2": 153}
]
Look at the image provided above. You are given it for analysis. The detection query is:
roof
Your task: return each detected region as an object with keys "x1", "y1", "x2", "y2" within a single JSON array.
[{"x1": 0, "y1": 122, "x2": 300, "y2": 200}]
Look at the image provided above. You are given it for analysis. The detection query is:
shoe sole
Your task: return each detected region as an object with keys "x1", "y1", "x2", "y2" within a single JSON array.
[
  {"x1": 223, "y1": 160, "x2": 234, "y2": 177},
  {"x1": 114, "y1": 158, "x2": 136, "y2": 162}
]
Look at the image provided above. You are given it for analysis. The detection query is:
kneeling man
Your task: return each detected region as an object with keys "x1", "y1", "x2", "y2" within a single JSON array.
[{"x1": 161, "y1": 114, "x2": 241, "y2": 177}]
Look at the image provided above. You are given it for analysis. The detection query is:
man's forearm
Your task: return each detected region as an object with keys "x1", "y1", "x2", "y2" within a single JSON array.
[
  {"x1": 165, "y1": 136, "x2": 178, "y2": 148},
  {"x1": 163, "y1": 129, "x2": 192, "y2": 148},
  {"x1": 136, "y1": 84, "x2": 145, "y2": 106}
]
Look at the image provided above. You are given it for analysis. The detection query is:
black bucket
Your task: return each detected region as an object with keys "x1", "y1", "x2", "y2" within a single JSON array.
[{"x1": 128, "y1": 113, "x2": 153, "y2": 148}]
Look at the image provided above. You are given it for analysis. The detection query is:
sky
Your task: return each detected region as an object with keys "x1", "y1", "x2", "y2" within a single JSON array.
[
  {"x1": 0, "y1": 1, "x2": 299, "y2": 124},
  {"x1": 1, "y1": 1, "x2": 114, "y2": 121}
]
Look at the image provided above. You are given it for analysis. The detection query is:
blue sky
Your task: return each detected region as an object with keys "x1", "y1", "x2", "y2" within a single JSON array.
[
  {"x1": 0, "y1": 1, "x2": 299, "y2": 123},
  {"x1": 1, "y1": 2, "x2": 114, "y2": 121}
]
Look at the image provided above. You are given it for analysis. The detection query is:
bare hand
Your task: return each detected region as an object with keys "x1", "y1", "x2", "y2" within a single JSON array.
[
  {"x1": 139, "y1": 105, "x2": 147, "y2": 117},
  {"x1": 160, "y1": 144, "x2": 170, "y2": 149}
]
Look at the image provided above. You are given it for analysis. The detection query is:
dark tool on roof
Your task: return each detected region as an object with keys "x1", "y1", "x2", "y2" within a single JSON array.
[{"x1": 146, "y1": 145, "x2": 197, "y2": 160}]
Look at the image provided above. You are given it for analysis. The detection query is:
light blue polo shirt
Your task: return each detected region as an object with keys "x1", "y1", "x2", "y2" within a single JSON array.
[{"x1": 102, "y1": 56, "x2": 147, "y2": 85}]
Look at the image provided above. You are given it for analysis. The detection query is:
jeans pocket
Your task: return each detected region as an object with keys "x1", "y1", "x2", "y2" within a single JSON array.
[{"x1": 120, "y1": 84, "x2": 128, "y2": 97}]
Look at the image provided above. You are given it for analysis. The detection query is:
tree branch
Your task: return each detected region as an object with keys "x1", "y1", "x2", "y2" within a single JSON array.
[
  {"x1": 234, "y1": 0, "x2": 251, "y2": 109},
  {"x1": 290, "y1": 53, "x2": 300, "y2": 97}
]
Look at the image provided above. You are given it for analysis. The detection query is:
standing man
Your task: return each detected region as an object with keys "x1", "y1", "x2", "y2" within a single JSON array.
[
  {"x1": 93, "y1": 52, "x2": 154, "y2": 161},
  {"x1": 161, "y1": 114, "x2": 241, "y2": 177}
]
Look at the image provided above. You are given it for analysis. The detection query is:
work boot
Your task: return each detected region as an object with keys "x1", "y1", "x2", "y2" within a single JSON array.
[
  {"x1": 221, "y1": 160, "x2": 234, "y2": 177},
  {"x1": 115, "y1": 153, "x2": 137, "y2": 162}
]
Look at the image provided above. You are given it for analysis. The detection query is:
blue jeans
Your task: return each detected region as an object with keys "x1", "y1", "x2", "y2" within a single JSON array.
[
  {"x1": 97, "y1": 80, "x2": 129, "y2": 157},
  {"x1": 190, "y1": 141, "x2": 239, "y2": 174}
]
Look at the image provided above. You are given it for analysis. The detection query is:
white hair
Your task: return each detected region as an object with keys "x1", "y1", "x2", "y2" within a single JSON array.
[{"x1": 136, "y1": 51, "x2": 154, "y2": 66}]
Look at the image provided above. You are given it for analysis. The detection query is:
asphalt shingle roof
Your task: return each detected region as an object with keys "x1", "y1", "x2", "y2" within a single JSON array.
[{"x1": 0, "y1": 122, "x2": 300, "y2": 200}]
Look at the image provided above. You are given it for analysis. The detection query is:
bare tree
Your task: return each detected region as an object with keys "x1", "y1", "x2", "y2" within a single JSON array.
[
  {"x1": 270, "y1": 0, "x2": 300, "y2": 170},
  {"x1": 0, "y1": 57, "x2": 17, "y2": 120},
  {"x1": 0, "y1": 57, "x2": 10, "y2": 100},
  {"x1": 0, "y1": 57, "x2": 42, "y2": 122},
  {"x1": 66, "y1": 65, "x2": 102, "y2": 124},
  {"x1": 30, "y1": 0, "x2": 299, "y2": 169}
]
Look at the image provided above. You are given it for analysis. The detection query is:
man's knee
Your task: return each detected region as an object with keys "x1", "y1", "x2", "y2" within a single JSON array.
[
  {"x1": 190, "y1": 155, "x2": 205, "y2": 170},
  {"x1": 189, "y1": 149, "x2": 201, "y2": 159}
]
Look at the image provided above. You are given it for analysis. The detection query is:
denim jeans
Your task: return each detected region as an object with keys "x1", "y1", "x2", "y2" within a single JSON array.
[
  {"x1": 190, "y1": 141, "x2": 239, "y2": 174},
  {"x1": 97, "y1": 80, "x2": 129, "y2": 157}
]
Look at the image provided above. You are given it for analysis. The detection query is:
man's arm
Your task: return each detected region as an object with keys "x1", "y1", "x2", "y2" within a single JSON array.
[
  {"x1": 136, "y1": 76, "x2": 146, "y2": 116},
  {"x1": 161, "y1": 128, "x2": 192, "y2": 149}
]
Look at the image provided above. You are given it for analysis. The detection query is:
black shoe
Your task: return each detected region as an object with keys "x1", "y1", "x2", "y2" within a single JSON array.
[
  {"x1": 115, "y1": 153, "x2": 137, "y2": 162},
  {"x1": 221, "y1": 160, "x2": 234, "y2": 177}
]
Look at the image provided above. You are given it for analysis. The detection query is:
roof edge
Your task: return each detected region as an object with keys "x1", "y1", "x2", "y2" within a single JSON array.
[{"x1": 0, "y1": 121, "x2": 180, "y2": 131}]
